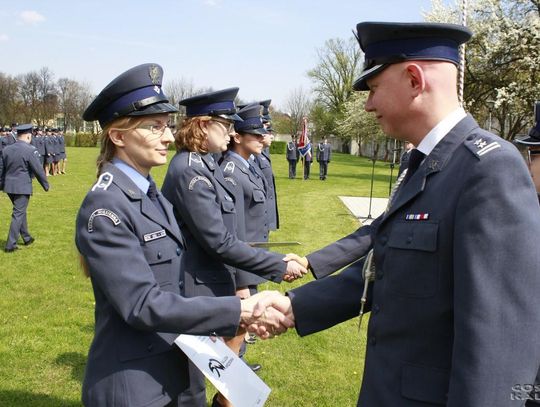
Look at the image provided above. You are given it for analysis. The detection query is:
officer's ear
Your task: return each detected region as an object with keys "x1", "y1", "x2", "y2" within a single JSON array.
[
  {"x1": 108, "y1": 129, "x2": 127, "y2": 147},
  {"x1": 405, "y1": 63, "x2": 425, "y2": 96},
  {"x1": 199, "y1": 119, "x2": 210, "y2": 136}
]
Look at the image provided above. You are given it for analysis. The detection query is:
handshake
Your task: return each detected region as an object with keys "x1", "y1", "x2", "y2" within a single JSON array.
[
  {"x1": 239, "y1": 291, "x2": 295, "y2": 339},
  {"x1": 282, "y1": 253, "x2": 310, "y2": 282}
]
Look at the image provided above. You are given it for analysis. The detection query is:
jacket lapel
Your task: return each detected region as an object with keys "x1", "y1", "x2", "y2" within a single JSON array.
[
  {"x1": 202, "y1": 154, "x2": 236, "y2": 198},
  {"x1": 104, "y1": 164, "x2": 183, "y2": 246},
  {"x1": 382, "y1": 115, "x2": 479, "y2": 223}
]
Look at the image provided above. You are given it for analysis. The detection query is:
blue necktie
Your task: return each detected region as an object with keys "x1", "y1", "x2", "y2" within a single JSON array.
[
  {"x1": 147, "y1": 179, "x2": 166, "y2": 218},
  {"x1": 403, "y1": 149, "x2": 425, "y2": 184}
]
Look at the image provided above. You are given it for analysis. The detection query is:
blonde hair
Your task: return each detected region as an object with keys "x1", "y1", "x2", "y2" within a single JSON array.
[
  {"x1": 175, "y1": 116, "x2": 213, "y2": 153},
  {"x1": 95, "y1": 116, "x2": 148, "y2": 176}
]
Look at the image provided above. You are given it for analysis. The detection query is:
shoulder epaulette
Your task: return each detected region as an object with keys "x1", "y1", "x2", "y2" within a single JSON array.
[{"x1": 464, "y1": 135, "x2": 501, "y2": 159}]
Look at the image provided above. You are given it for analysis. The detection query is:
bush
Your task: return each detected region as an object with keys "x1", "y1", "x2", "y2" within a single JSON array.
[
  {"x1": 74, "y1": 132, "x2": 98, "y2": 147},
  {"x1": 270, "y1": 140, "x2": 286, "y2": 154}
]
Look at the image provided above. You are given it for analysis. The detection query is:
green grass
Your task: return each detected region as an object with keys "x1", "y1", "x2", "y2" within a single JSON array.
[{"x1": 0, "y1": 147, "x2": 395, "y2": 406}]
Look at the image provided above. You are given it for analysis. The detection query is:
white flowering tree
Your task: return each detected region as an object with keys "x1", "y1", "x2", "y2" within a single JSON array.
[{"x1": 425, "y1": 0, "x2": 540, "y2": 140}]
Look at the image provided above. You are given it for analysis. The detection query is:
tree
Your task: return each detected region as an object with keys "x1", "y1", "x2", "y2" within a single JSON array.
[
  {"x1": 283, "y1": 86, "x2": 312, "y2": 136},
  {"x1": 425, "y1": 0, "x2": 540, "y2": 140},
  {"x1": 307, "y1": 37, "x2": 363, "y2": 112},
  {"x1": 336, "y1": 92, "x2": 386, "y2": 156},
  {"x1": 0, "y1": 73, "x2": 20, "y2": 125},
  {"x1": 58, "y1": 78, "x2": 93, "y2": 132}
]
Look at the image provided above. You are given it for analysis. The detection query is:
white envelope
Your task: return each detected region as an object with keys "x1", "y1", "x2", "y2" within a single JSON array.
[{"x1": 175, "y1": 334, "x2": 271, "y2": 407}]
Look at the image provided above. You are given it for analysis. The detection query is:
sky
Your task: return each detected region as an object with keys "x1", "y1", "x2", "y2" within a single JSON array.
[{"x1": 0, "y1": 0, "x2": 444, "y2": 111}]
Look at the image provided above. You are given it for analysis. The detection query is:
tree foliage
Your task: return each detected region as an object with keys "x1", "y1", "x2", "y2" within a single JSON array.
[{"x1": 425, "y1": 0, "x2": 540, "y2": 139}]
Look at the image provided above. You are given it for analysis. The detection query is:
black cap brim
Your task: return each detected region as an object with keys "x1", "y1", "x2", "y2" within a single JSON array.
[
  {"x1": 127, "y1": 101, "x2": 178, "y2": 117},
  {"x1": 353, "y1": 64, "x2": 387, "y2": 91},
  {"x1": 239, "y1": 127, "x2": 268, "y2": 136}
]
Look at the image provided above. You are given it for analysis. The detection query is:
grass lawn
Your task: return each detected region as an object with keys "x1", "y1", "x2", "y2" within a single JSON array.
[{"x1": 0, "y1": 147, "x2": 395, "y2": 406}]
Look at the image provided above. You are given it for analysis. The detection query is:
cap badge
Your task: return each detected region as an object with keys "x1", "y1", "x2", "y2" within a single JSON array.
[
  {"x1": 148, "y1": 65, "x2": 160, "y2": 85},
  {"x1": 153, "y1": 85, "x2": 161, "y2": 94}
]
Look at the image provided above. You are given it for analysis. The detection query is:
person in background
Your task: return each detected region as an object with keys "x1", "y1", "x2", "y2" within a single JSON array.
[
  {"x1": 514, "y1": 110, "x2": 540, "y2": 406},
  {"x1": 316, "y1": 137, "x2": 332, "y2": 180},
  {"x1": 0, "y1": 124, "x2": 49, "y2": 252},
  {"x1": 286, "y1": 134, "x2": 299, "y2": 179},
  {"x1": 161, "y1": 89, "x2": 306, "y2": 407},
  {"x1": 398, "y1": 141, "x2": 414, "y2": 177}
]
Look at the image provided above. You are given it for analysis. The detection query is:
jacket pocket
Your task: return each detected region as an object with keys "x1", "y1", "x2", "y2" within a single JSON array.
[
  {"x1": 248, "y1": 189, "x2": 266, "y2": 216},
  {"x1": 141, "y1": 239, "x2": 178, "y2": 287},
  {"x1": 401, "y1": 363, "x2": 449, "y2": 405},
  {"x1": 385, "y1": 221, "x2": 439, "y2": 298}
]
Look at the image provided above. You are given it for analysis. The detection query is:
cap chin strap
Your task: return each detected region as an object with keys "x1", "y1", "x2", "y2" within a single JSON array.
[{"x1": 112, "y1": 95, "x2": 166, "y2": 118}]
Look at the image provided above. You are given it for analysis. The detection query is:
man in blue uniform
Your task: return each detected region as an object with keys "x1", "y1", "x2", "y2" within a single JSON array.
[
  {"x1": 316, "y1": 137, "x2": 332, "y2": 180},
  {"x1": 286, "y1": 135, "x2": 299, "y2": 179},
  {"x1": 0, "y1": 124, "x2": 49, "y2": 252},
  {"x1": 256, "y1": 22, "x2": 540, "y2": 406}
]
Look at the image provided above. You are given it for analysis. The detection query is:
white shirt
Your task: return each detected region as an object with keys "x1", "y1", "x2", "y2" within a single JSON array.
[{"x1": 416, "y1": 108, "x2": 467, "y2": 157}]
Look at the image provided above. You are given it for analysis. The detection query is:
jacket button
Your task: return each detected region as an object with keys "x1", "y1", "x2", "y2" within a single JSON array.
[
  {"x1": 372, "y1": 304, "x2": 380, "y2": 314},
  {"x1": 376, "y1": 271, "x2": 383, "y2": 280},
  {"x1": 380, "y1": 236, "x2": 388, "y2": 245},
  {"x1": 157, "y1": 252, "x2": 162, "y2": 259},
  {"x1": 147, "y1": 344, "x2": 154, "y2": 352},
  {"x1": 178, "y1": 281, "x2": 184, "y2": 289},
  {"x1": 176, "y1": 247, "x2": 181, "y2": 256},
  {"x1": 369, "y1": 336, "x2": 376, "y2": 346},
  {"x1": 406, "y1": 236, "x2": 413, "y2": 244}
]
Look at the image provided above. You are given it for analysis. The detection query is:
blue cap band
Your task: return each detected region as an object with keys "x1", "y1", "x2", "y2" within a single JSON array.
[
  {"x1": 99, "y1": 85, "x2": 167, "y2": 124},
  {"x1": 186, "y1": 101, "x2": 236, "y2": 117},
  {"x1": 366, "y1": 37, "x2": 460, "y2": 65},
  {"x1": 235, "y1": 116, "x2": 264, "y2": 131}
]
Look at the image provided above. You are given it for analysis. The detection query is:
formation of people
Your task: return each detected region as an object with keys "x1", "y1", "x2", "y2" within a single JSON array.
[
  {"x1": 3, "y1": 17, "x2": 539, "y2": 407},
  {"x1": 286, "y1": 135, "x2": 332, "y2": 180},
  {"x1": 1, "y1": 125, "x2": 67, "y2": 176}
]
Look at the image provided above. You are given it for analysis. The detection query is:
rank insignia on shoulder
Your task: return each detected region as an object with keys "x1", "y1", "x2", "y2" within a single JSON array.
[
  {"x1": 188, "y1": 152, "x2": 204, "y2": 168},
  {"x1": 87, "y1": 208, "x2": 121, "y2": 232},
  {"x1": 188, "y1": 175, "x2": 213, "y2": 190},
  {"x1": 91, "y1": 172, "x2": 113, "y2": 192},
  {"x1": 466, "y1": 137, "x2": 501, "y2": 158},
  {"x1": 405, "y1": 213, "x2": 430, "y2": 220},
  {"x1": 223, "y1": 161, "x2": 235, "y2": 173},
  {"x1": 143, "y1": 229, "x2": 166, "y2": 242},
  {"x1": 224, "y1": 176, "x2": 237, "y2": 186}
]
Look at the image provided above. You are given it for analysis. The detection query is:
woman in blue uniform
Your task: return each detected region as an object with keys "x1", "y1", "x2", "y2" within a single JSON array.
[
  {"x1": 75, "y1": 64, "x2": 291, "y2": 407},
  {"x1": 161, "y1": 89, "x2": 305, "y2": 407}
]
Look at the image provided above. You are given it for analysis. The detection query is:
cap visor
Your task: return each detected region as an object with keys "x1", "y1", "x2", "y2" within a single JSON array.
[
  {"x1": 128, "y1": 102, "x2": 179, "y2": 116},
  {"x1": 353, "y1": 64, "x2": 387, "y2": 91},
  {"x1": 515, "y1": 135, "x2": 540, "y2": 146}
]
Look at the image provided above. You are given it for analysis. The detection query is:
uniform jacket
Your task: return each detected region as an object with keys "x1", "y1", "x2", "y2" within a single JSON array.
[
  {"x1": 161, "y1": 150, "x2": 285, "y2": 298},
  {"x1": 317, "y1": 142, "x2": 332, "y2": 162},
  {"x1": 0, "y1": 140, "x2": 48, "y2": 194},
  {"x1": 76, "y1": 163, "x2": 242, "y2": 407},
  {"x1": 255, "y1": 149, "x2": 279, "y2": 230},
  {"x1": 221, "y1": 151, "x2": 272, "y2": 287},
  {"x1": 290, "y1": 116, "x2": 540, "y2": 406},
  {"x1": 286, "y1": 141, "x2": 299, "y2": 161}
]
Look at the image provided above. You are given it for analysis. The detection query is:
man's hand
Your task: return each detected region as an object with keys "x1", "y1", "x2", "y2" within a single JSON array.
[
  {"x1": 283, "y1": 253, "x2": 309, "y2": 270},
  {"x1": 249, "y1": 290, "x2": 294, "y2": 338},
  {"x1": 240, "y1": 291, "x2": 294, "y2": 339},
  {"x1": 283, "y1": 259, "x2": 307, "y2": 282}
]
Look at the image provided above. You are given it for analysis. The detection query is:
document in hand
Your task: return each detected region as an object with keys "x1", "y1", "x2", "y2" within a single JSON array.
[{"x1": 175, "y1": 334, "x2": 271, "y2": 407}]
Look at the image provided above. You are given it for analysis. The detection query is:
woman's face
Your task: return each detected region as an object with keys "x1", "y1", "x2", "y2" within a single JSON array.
[
  {"x1": 205, "y1": 119, "x2": 234, "y2": 153},
  {"x1": 234, "y1": 132, "x2": 264, "y2": 157},
  {"x1": 112, "y1": 114, "x2": 173, "y2": 176}
]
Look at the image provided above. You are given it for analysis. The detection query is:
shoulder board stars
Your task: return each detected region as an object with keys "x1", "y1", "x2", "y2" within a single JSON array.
[{"x1": 464, "y1": 136, "x2": 501, "y2": 159}]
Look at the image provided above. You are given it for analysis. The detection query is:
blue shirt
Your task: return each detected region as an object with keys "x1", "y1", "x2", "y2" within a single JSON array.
[{"x1": 112, "y1": 158, "x2": 150, "y2": 194}]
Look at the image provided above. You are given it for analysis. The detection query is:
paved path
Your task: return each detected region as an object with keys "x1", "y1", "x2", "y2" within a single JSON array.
[{"x1": 338, "y1": 196, "x2": 389, "y2": 225}]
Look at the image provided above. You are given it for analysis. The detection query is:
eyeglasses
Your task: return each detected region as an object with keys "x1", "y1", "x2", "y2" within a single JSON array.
[
  {"x1": 136, "y1": 123, "x2": 172, "y2": 136},
  {"x1": 212, "y1": 119, "x2": 235, "y2": 134}
]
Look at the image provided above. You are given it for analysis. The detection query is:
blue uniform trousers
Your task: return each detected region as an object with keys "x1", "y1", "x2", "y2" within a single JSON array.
[{"x1": 6, "y1": 194, "x2": 31, "y2": 249}]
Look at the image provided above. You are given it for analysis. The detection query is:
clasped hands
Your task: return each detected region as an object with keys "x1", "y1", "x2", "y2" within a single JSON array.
[
  {"x1": 282, "y1": 253, "x2": 310, "y2": 282},
  {"x1": 240, "y1": 290, "x2": 294, "y2": 339}
]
